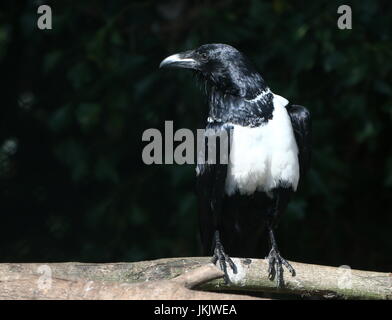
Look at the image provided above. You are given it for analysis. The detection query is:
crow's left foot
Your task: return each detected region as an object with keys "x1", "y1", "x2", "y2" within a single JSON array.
[
  {"x1": 211, "y1": 231, "x2": 237, "y2": 284},
  {"x1": 267, "y1": 247, "x2": 295, "y2": 288}
]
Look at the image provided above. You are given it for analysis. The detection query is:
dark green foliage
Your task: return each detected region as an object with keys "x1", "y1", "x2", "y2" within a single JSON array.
[{"x1": 1, "y1": 0, "x2": 391, "y2": 272}]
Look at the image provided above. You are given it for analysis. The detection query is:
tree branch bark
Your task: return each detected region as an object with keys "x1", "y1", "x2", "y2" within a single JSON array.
[{"x1": 0, "y1": 257, "x2": 391, "y2": 299}]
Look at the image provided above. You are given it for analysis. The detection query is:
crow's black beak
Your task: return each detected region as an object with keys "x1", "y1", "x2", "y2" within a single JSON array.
[{"x1": 159, "y1": 50, "x2": 198, "y2": 69}]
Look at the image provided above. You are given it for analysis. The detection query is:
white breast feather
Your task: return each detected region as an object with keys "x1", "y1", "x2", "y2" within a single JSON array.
[{"x1": 225, "y1": 93, "x2": 299, "y2": 196}]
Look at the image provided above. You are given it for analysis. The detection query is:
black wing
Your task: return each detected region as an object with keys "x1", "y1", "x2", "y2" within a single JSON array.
[
  {"x1": 287, "y1": 104, "x2": 312, "y2": 179},
  {"x1": 196, "y1": 123, "x2": 232, "y2": 255}
]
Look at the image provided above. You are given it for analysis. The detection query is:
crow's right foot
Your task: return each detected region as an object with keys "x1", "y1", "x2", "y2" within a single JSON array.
[{"x1": 211, "y1": 231, "x2": 237, "y2": 283}]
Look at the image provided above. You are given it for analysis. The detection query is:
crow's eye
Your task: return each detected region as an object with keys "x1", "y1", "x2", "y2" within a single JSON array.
[{"x1": 198, "y1": 52, "x2": 208, "y2": 60}]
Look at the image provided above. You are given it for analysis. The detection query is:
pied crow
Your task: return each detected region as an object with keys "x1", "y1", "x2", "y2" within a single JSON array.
[{"x1": 160, "y1": 44, "x2": 311, "y2": 287}]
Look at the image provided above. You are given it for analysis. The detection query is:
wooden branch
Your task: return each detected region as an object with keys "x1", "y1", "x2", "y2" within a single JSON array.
[
  {"x1": 0, "y1": 263, "x2": 261, "y2": 300},
  {"x1": 0, "y1": 257, "x2": 391, "y2": 299}
]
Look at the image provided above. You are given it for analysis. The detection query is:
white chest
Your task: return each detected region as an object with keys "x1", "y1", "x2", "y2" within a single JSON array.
[{"x1": 225, "y1": 94, "x2": 300, "y2": 196}]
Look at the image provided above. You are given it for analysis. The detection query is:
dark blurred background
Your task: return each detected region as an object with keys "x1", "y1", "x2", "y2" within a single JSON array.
[{"x1": 1, "y1": 0, "x2": 391, "y2": 273}]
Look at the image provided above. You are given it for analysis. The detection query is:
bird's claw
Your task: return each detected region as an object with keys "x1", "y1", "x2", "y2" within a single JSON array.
[
  {"x1": 267, "y1": 248, "x2": 295, "y2": 288},
  {"x1": 211, "y1": 242, "x2": 237, "y2": 284}
]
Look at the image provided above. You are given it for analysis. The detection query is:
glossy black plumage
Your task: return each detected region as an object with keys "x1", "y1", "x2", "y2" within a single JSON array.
[
  {"x1": 287, "y1": 104, "x2": 312, "y2": 178},
  {"x1": 207, "y1": 88, "x2": 274, "y2": 127}
]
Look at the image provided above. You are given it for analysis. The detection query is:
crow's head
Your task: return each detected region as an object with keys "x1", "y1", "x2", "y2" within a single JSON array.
[{"x1": 160, "y1": 44, "x2": 266, "y2": 99}]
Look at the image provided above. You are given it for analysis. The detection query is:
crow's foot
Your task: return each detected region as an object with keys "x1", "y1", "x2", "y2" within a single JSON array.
[
  {"x1": 211, "y1": 232, "x2": 237, "y2": 284},
  {"x1": 267, "y1": 247, "x2": 295, "y2": 288}
]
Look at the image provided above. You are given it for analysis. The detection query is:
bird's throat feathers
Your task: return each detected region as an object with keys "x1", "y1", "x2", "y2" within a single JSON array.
[{"x1": 205, "y1": 82, "x2": 275, "y2": 127}]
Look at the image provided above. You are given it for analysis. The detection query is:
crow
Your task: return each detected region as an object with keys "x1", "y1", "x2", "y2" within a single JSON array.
[{"x1": 160, "y1": 44, "x2": 311, "y2": 286}]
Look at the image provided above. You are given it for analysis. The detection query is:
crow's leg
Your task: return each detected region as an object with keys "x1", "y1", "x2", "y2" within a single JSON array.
[
  {"x1": 211, "y1": 230, "x2": 237, "y2": 283},
  {"x1": 267, "y1": 225, "x2": 296, "y2": 288}
]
